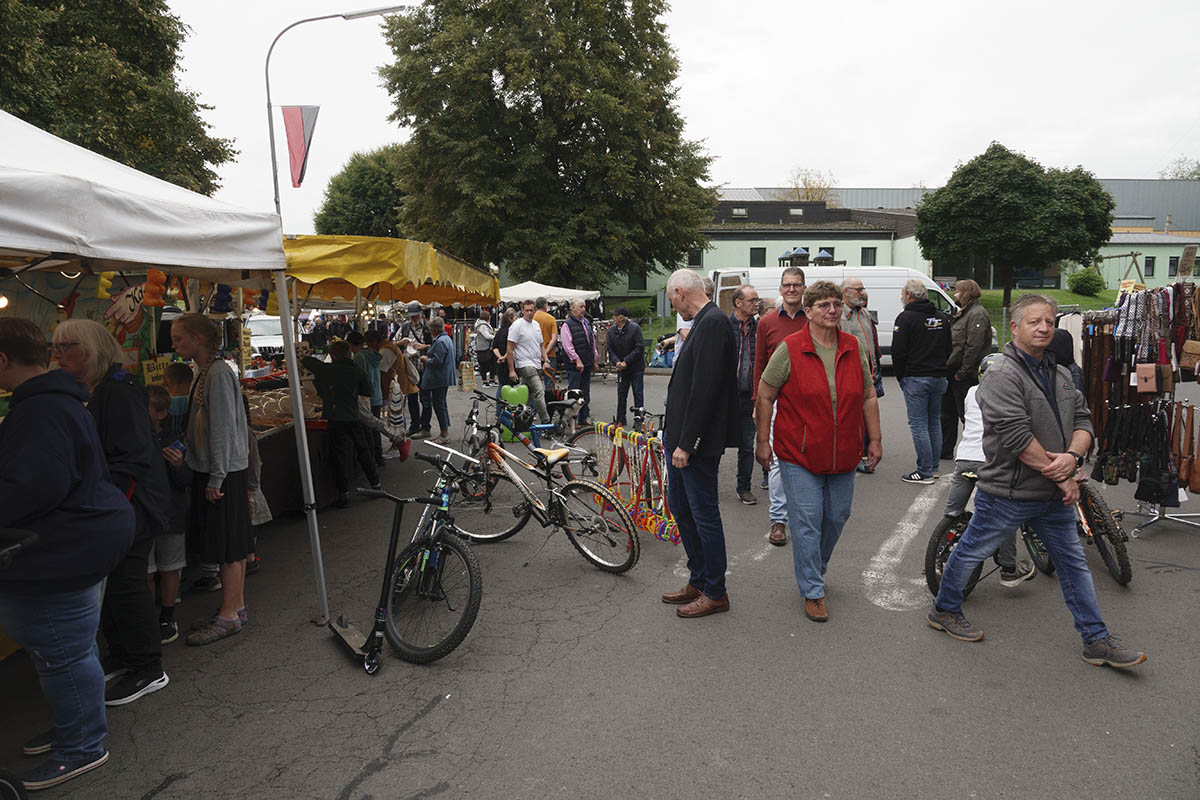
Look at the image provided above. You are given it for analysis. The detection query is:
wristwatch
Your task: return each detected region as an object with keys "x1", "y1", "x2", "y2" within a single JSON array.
[{"x1": 1067, "y1": 451, "x2": 1084, "y2": 469}]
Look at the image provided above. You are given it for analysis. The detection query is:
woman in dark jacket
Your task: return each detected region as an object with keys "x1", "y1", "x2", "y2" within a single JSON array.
[
  {"x1": 941, "y1": 279, "x2": 993, "y2": 458},
  {"x1": 0, "y1": 318, "x2": 135, "y2": 791},
  {"x1": 53, "y1": 319, "x2": 169, "y2": 706}
]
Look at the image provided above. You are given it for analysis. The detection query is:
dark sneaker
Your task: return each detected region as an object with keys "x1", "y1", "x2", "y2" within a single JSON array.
[
  {"x1": 902, "y1": 471, "x2": 936, "y2": 485},
  {"x1": 737, "y1": 491, "x2": 757, "y2": 505},
  {"x1": 22, "y1": 751, "x2": 109, "y2": 791},
  {"x1": 856, "y1": 462, "x2": 874, "y2": 474},
  {"x1": 23, "y1": 729, "x2": 54, "y2": 756},
  {"x1": 246, "y1": 555, "x2": 262, "y2": 575},
  {"x1": 927, "y1": 606, "x2": 984, "y2": 642},
  {"x1": 333, "y1": 492, "x2": 351, "y2": 508},
  {"x1": 1082, "y1": 636, "x2": 1147, "y2": 669},
  {"x1": 999, "y1": 561, "x2": 1038, "y2": 587},
  {"x1": 191, "y1": 574, "x2": 222, "y2": 593},
  {"x1": 104, "y1": 671, "x2": 169, "y2": 706},
  {"x1": 100, "y1": 656, "x2": 127, "y2": 684},
  {"x1": 159, "y1": 620, "x2": 179, "y2": 645},
  {"x1": 760, "y1": 473, "x2": 769, "y2": 490}
]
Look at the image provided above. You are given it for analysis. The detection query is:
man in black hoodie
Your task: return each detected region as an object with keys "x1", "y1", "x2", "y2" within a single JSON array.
[
  {"x1": 0, "y1": 318, "x2": 134, "y2": 791},
  {"x1": 892, "y1": 279, "x2": 952, "y2": 484}
]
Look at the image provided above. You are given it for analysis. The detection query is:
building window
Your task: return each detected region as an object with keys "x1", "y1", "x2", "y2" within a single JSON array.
[
  {"x1": 1169, "y1": 256, "x2": 1179, "y2": 277},
  {"x1": 627, "y1": 272, "x2": 646, "y2": 291},
  {"x1": 731, "y1": 207, "x2": 748, "y2": 217},
  {"x1": 687, "y1": 249, "x2": 703, "y2": 267},
  {"x1": 749, "y1": 248, "x2": 766, "y2": 269},
  {"x1": 861, "y1": 247, "x2": 877, "y2": 266},
  {"x1": 1144, "y1": 255, "x2": 1156, "y2": 277},
  {"x1": 788, "y1": 208, "x2": 804, "y2": 216}
]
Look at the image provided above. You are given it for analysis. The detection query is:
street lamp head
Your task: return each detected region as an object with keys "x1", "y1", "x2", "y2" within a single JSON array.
[{"x1": 340, "y1": 4, "x2": 411, "y2": 20}]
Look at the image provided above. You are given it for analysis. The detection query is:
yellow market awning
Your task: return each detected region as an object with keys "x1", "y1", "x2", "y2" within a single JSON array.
[{"x1": 283, "y1": 234, "x2": 499, "y2": 306}]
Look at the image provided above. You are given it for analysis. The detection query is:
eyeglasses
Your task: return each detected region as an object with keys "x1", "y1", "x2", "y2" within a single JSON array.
[
  {"x1": 780, "y1": 283, "x2": 804, "y2": 292},
  {"x1": 52, "y1": 342, "x2": 79, "y2": 353},
  {"x1": 811, "y1": 300, "x2": 844, "y2": 312}
]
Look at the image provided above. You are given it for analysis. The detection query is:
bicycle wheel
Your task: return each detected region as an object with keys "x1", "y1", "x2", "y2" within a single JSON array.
[
  {"x1": 558, "y1": 479, "x2": 639, "y2": 573},
  {"x1": 564, "y1": 427, "x2": 625, "y2": 482},
  {"x1": 454, "y1": 458, "x2": 533, "y2": 543},
  {"x1": 1078, "y1": 482, "x2": 1131, "y2": 585},
  {"x1": 1021, "y1": 525, "x2": 1056, "y2": 575},
  {"x1": 923, "y1": 513, "x2": 983, "y2": 598},
  {"x1": 384, "y1": 534, "x2": 482, "y2": 664}
]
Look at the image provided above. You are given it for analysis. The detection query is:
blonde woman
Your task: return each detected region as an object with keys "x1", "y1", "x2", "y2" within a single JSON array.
[
  {"x1": 169, "y1": 313, "x2": 251, "y2": 646},
  {"x1": 53, "y1": 319, "x2": 169, "y2": 704}
]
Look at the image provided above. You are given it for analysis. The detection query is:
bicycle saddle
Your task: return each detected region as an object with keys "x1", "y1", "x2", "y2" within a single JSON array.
[{"x1": 533, "y1": 447, "x2": 571, "y2": 466}]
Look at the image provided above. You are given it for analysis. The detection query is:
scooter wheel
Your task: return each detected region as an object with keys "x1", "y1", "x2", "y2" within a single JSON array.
[{"x1": 363, "y1": 654, "x2": 381, "y2": 675}]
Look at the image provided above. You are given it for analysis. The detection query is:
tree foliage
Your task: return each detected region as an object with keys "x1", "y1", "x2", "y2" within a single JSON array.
[
  {"x1": 0, "y1": 0, "x2": 234, "y2": 195},
  {"x1": 1160, "y1": 156, "x2": 1200, "y2": 180},
  {"x1": 313, "y1": 144, "x2": 407, "y2": 238},
  {"x1": 379, "y1": 0, "x2": 716, "y2": 288},
  {"x1": 780, "y1": 167, "x2": 838, "y2": 205},
  {"x1": 915, "y1": 143, "x2": 1114, "y2": 307}
]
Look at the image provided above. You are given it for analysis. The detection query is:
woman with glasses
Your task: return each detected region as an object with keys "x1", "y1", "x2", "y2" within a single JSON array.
[
  {"x1": 754, "y1": 281, "x2": 883, "y2": 623},
  {"x1": 52, "y1": 319, "x2": 170, "y2": 704}
]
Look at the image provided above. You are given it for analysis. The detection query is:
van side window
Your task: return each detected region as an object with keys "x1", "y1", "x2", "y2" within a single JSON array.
[{"x1": 930, "y1": 291, "x2": 955, "y2": 314}]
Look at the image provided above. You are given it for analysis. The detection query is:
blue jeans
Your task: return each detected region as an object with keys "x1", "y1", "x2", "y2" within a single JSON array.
[
  {"x1": 615, "y1": 369, "x2": 644, "y2": 425},
  {"x1": 767, "y1": 407, "x2": 787, "y2": 524},
  {"x1": 778, "y1": 461, "x2": 855, "y2": 598},
  {"x1": 666, "y1": 454, "x2": 727, "y2": 599},
  {"x1": 0, "y1": 583, "x2": 107, "y2": 761},
  {"x1": 419, "y1": 386, "x2": 450, "y2": 433},
  {"x1": 566, "y1": 362, "x2": 593, "y2": 424},
  {"x1": 935, "y1": 489, "x2": 1109, "y2": 643},
  {"x1": 899, "y1": 376, "x2": 947, "y2": 477},
  {"x1": 736, "y1": 392, "x2": 755, "y2": 494}
]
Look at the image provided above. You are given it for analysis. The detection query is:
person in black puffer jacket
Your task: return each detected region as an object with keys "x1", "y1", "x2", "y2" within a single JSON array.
[
  {"x1": 0, "y1": 318, "x2": 134, "y2": 791},
  {"x1": 53, "y1": 319, "x2": 169, "y2": 708},
  {"x1": 892, "y1": 279, "x2": 952, "y2": 483}
]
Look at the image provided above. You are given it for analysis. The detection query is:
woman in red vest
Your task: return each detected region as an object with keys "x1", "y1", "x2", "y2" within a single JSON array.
[{"x1": 754, "y1": 281, "x2": 883, "y2": 623}]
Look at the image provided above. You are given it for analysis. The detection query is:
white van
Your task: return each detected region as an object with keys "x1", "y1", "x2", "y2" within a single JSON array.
[{"x1": 709, "y1": 266, "x2": 959, "y2": 366}]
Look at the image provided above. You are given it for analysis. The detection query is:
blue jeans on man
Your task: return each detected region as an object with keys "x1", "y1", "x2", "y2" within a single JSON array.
[
  {"x1": 900, "y1": 375, "x2": 947, "y2": 478},
  {"x1": 736, "y1": 392, "x2": 755, "y2": 494},
  {"x1": 666, "y1": 455, "x2": 727, "y2": 600},
  {"x1": 935, "y1": 489, "x2": 1109, "y2": 643},
  {"x1": 419, "y1": 386, "x2": 450, "y2": 433},
  {"x1": 0, "y1": 583, "x2": 107, "y2": 762},
  {"x1": 566, "y1": 362, "x2": 593, "y2": 424},
  {"x1": 778, "y1": 461, "x2": 855, "y2": 598},
  {"x1": 615, "y1": 368, "x2": 644, "y2": 426}
]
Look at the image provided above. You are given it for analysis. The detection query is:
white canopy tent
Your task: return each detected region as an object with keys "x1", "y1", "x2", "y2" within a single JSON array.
[
  {"x1": 0, "y1": 110, "x2": 334, "y2": 622},
  {"x1": 499, "y1": 280, "x2": 601, "y2": 304}
]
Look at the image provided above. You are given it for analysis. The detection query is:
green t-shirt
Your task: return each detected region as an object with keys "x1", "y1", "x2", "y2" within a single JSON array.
[{"x1": 761, "y1": 338, "x2": 876, "y2": 415}]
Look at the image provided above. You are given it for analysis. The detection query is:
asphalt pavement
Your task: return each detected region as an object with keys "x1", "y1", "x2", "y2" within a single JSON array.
[{"x1": 2, "y1": 370, "x2": 1198, "y2": 799}]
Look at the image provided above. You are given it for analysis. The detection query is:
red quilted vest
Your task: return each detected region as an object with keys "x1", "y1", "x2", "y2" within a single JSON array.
[{"x1": 773, "y1": 326, "x2": 866, "y2": 475}]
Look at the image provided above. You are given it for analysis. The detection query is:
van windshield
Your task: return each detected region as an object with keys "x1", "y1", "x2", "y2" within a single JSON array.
[{"x1": 929, "y1": 291, "x2": 957, "y2": 315}]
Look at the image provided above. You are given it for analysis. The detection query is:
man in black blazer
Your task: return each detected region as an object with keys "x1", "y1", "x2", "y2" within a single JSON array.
[{"x1": 660, "y1": 269, "x2": 739, "y2": 618}]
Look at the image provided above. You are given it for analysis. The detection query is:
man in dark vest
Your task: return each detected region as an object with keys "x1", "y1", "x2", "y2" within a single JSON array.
[{"x1": 561, "y1": 299, "x2": 598, "y2": 426}]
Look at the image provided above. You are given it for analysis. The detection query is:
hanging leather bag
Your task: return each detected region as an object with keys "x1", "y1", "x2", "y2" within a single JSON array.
[{"x1": 1180, "y1": 404, "x2": 1194, "y2": 485}]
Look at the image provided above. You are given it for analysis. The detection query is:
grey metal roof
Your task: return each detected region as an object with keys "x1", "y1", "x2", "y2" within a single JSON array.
[
  {"x1": 717, "y1": 188, "x2": 767, "y2": 202},
  {"x1": 1108, "y1": 232, "x2": 1200, "y2": 245}
]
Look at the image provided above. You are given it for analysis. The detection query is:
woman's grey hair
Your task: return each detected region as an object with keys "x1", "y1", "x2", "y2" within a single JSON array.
[
  {"x1": 903, "y1": 278, "x2": 927, "y2": 300},
  {"x1": 1010, "y1": 293, "x2": 1058, "y2": 324},
  {"x1": 53, "y1": 318, "x2": 122, "y2": 387},
  {"x1": 502, "y1": 308, "x2": 518, "y2": 325}
]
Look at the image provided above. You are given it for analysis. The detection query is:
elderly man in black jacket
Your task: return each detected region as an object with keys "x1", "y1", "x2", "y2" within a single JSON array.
[
  {"x1": 607, "y1": 306, "x2": 645, "y2": 427},
  {"x1": 659, "y1": 270, "x2": 739, "y2": 619}
]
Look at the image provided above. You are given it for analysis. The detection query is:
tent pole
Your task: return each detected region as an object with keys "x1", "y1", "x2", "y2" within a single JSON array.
[
  {"x1": 273, "y1": 268, "x2": 329, "y2": 624},
  {"x1": 355, "y1": 288, "x2": 363, "y2": 332}
]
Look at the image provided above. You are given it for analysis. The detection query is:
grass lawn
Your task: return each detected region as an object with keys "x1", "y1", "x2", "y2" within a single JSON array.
[{"x1": 978, "y1": 288, "x2": 1118, "y2": 313}]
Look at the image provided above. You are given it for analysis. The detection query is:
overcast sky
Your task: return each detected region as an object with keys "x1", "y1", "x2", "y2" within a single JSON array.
[{"x1": 171, "y1": 0, "x2": 1200, "y2": 234}]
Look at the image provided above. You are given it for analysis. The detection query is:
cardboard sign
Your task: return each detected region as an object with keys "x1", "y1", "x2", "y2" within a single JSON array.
[
  {"x1": 1119, "y1": 279, "x2": 1146, "y2": 296},
  {"x1": 241, "y1": 326, "x2": 252, "y2": 371},
  {"x1": 1180, "y1": 245, "x2": 1197, "y2": 277},
  {"x1": 142, "y1": 355, "x2": 172, "y2": 386}
]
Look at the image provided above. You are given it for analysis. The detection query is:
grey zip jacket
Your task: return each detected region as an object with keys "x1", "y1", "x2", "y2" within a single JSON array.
[{"x1": 976, "y1": 342, "x2": 1093, "y2": 501}]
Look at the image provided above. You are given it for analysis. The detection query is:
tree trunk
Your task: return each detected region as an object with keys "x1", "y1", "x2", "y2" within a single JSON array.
[{"x1": 998, "y1": 262, "x2": 1014, "y2": 309}]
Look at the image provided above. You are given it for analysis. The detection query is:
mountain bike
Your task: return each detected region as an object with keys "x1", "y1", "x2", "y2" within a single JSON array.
[{"x1": 328, "y1": 443, "x2": 482, "y2": 672}]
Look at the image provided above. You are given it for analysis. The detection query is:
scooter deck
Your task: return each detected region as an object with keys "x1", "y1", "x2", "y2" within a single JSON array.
[{"x1": 328, "y1": 615, "x2": 369, "y2": 654}]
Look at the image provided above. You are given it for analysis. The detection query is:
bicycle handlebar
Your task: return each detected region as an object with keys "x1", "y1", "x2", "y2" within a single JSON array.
[{"x1": 353, "y1": 487, "x2": 442, "y2": 506}]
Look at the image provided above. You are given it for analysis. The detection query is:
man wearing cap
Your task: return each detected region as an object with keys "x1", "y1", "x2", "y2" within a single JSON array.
[
  {"x1": 397, "y1": 302, "x2": 432, "y2": 437},
  {"x1": 607, "y1": 306, "x2": 644, "y2": 427}
]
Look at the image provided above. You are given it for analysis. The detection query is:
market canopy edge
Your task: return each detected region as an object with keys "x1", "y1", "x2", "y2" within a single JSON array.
[{"x1": 284, "y1": 234, "x2": 500, "y2": 305}]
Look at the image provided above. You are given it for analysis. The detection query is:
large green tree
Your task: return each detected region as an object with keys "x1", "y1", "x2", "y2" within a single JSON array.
[
  {"x1": 380, "y1": 0, "x2": 716, "y2": 288},
  {"x1": 916, "y1": 142, "x2": 1114, "y2": 307},
  {"x1": 0, "y1": 0, "x2": 234, "y2": 195},
  {"x1": 313, "y1": 144, "x2": 407, "y2": 237}
]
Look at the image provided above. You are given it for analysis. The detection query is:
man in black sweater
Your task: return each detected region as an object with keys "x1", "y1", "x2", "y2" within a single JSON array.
[
  {"x1": 659, "y1": 270, "x2": 739, "y2": 619},
  {"x1": 607, "y1": 306, "x2": 645, "y2": 427},
  {"x1": 892, "y1": 278, "x2": 952, "y2": 484},
  {"x1": 303, "y1": 340, "x2": 380, "y2": 506}
]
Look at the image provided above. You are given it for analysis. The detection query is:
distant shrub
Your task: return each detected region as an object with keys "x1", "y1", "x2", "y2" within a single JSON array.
[{"x1": 1066, "y1": 268, "x2": 1105, "y2": 296}]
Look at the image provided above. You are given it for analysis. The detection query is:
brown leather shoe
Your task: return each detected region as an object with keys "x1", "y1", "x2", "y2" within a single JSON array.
[
  {"x1": 804, "y1": 597, "x2": 828, "y2": 622},
  {"x1": 677, "y1": 593, "x2": 730, "y2": 618},
  {"x1": 661, "y1": 584, "x2": 702, "y2": 605},
  {"x1": 769, "y1": 522, "x2": 787, "y2": 546}
]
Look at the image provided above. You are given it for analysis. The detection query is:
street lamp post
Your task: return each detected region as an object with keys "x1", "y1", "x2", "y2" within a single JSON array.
[{"x1": 263, "y1": 4, "x2": 409, "y2": 623}]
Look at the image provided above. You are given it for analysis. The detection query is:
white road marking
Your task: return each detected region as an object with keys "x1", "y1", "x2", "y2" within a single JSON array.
[
  {"x1": 862, "y1": 479, "x2": 944, "y2": 611},
  {"x1": 672, "y1": 541, "x2": 775, "y2": 580}
]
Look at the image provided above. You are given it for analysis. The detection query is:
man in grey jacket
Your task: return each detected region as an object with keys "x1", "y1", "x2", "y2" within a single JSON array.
[{"x1": 927, "y1": 294, "x2": 1146, "y2": 669}]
